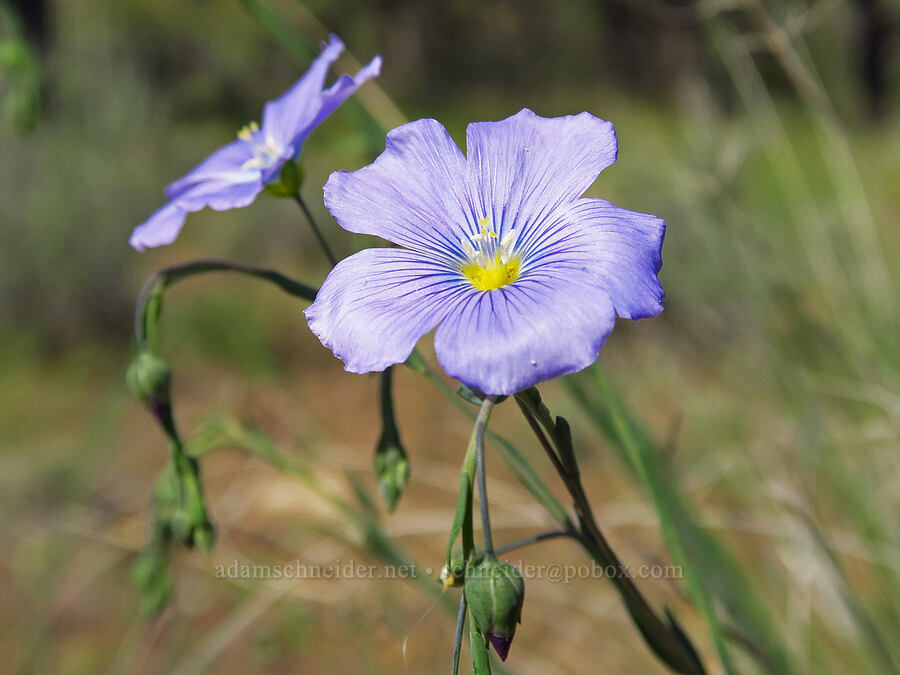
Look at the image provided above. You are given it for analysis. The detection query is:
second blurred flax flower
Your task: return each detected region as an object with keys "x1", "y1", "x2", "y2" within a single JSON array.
[{"x1": 129, "y1": 35, "x2": 380, "y2": 251}]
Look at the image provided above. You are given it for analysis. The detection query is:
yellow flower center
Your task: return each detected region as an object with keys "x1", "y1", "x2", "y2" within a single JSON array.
[
  {"x1": 462, "y1": 254, "x2": 521, "y2": 291},
  {"x1": 237, "y1": 121, "x2": 260, "y2": 141},
  {"x1": 458, "y1": 216, "x2": 521, "y2": 291}
]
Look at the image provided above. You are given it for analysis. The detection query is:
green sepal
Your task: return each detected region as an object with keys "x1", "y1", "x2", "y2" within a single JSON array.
[
  {"x1": 440, "y1": 545, "x2": 484, "y2": 588},
  {"x1": 469, "y1": 607, "x2": 493, "y2": 674},
  {"x1": 263, "y1": 159, "x2": 304, "y2": 197},
  {"x1": 456, "y1": 384, "x2": 507, "y2": 406},
  {"x1": 403, "y1": 348, "x2": 428, "y2": 375}
]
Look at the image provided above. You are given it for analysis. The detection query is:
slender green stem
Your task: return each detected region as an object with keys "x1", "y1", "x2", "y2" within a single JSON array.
[
  {"x1": 131, "y1": 259, "x2": 316, "y2": 558},
  {"x1": 494, "y1": 529, "x2": 578, "y2": 556},
  {"x1": 515, "y1": 391, "x2": 706, "y2": 675},
  {"x1": 293, "y1": 193, "x2": 338, "y2": 266},
  {"x1": 408, "y1": 356, "x2": 574, "y2": 528},
  {"x1": 134, "y1": 258, "x2": 317, "y2": 350},
  {"x1": 443, "y1": 395, "x2": 497, "y2": 572},
  {"x1": 594, "y1": 374, "x2": 732, "y2": 674},
  {"x1": 380, "y1": 366, "x2": 393, "y2": 417},
  {"x1": 475, "y1": 395, "x2": 497, "y2": 555},
  {"x1": 379, "y1": 367, "x2": 398, "y2": 440},
  {"x1": 450, "y1": 593, "x2": 467, "y2": 675}
]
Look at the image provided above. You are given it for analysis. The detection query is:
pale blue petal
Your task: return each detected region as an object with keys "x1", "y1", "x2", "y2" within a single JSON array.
[
  {"x1": 129, "y1": 202, "x2": 188, "y2": 251},
  {"x1": 465, "y1": 109, "x2": 617, "y2": 244},
  {"x1": 293, "y1": 55, "x2": 382, "y2": 151},
  {"x1": 323, "y1": 118, "x2": 475, "y2": 259},
  {"x1": 304, "y1": 248, "x2": 469, "y2": 372},
  {"x1": 519, "y1": 198, "x2": 665, "y2": 320},
  {"x1": 433, "y1": 274, "x2": 617, "y2": 396},
  {"x1": 173, "y1": 176, "x2": 264, "y2": 212},
  {"x1": 261, "y1": 35, "x2": 345, "y2": 148},
  {"x1": 165, "y1": 140, "x2": 256, "y2": 201}
]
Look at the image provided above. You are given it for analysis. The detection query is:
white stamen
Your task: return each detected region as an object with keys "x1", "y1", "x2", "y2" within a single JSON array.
[
  {"x1": 238, "y1": 125, "x2": 286, "y2": 172},
  {"x1": 499, "y1": 228, "x2": 517, "y2": 263},
  {"x1": 500, "y1": 228, "x2": 517, "y2": 251},
  {"x1": 460, "y1": 213, "x2": 519, "y2": 271}
]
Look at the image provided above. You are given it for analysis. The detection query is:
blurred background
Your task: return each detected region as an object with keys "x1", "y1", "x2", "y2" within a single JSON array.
[{"x1": 1, "y1": 0, "x2": 899, "y2": 673}]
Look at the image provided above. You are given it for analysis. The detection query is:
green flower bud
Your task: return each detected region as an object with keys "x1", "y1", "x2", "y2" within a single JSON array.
[
  {"x1": 464, "y1": 554, "x2": 525, "y2": 661},
  {"x1": 127, "y1": 351, "x2": 175, "y2": 433},
  {"x1": 126, "y1": 351, "x2": 171, "y2": 408},
  {"x1": 373, "y1": 440, "x2": 409, "y2": 512}
]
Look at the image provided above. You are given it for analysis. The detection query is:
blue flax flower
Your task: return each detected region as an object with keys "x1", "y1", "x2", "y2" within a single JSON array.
[
  {"x1": 130, "y1": 36, "x2": 381, "y2": 251},
  {"x1": 305, "y1": 109, "x2": 665, "y2": 395}
]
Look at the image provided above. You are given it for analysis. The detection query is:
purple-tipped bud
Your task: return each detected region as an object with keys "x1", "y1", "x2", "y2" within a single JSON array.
[
  {"x1": 464, "y1": 554, "x2": 525, "y2": 661},
  {"x1": 127, "y1": 351, "x2": 171, "y2": 407},
  {"x1": 127, "y1": 351, "x2": 174, "y2": 430},
  {"x1": 488, "y1": 633, "x2": 513, "y2": 661}
]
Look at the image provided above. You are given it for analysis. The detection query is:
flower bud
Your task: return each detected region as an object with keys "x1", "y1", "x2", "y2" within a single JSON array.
[
  {"x1": 127, "y1": 351, "x2": 171, "y2": 412},
  {"x1": 464, "y1": 554, "x2": 525, "y2": 661},
  {"x1": 374, "y1": 441, "x2": 409, "y2": 512}
]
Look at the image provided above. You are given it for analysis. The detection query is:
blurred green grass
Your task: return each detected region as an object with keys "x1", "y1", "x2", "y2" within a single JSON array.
[{"x1": 2, "y1": 0, "x2": 900, "y2": 673}]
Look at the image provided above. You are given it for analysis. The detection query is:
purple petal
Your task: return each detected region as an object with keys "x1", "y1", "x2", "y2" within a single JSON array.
[
  {"x1": 132, "y1": 179, "x2": 263, "y2": 251},
  {"x1": 520, "y1": 198, "x2": 665, "y2": 320},
  {"x1": 173, "y1": 176, "x2": 264, "y2": 213},
  {"x1": 324, "y1": 118, "x2": 473, "y2": 257},
  {"x1": 433, "y1": 274, "x2": 617, "y2": 396},
  {"x1": 293, "y1": 54, "x2": 382, "y2": 150},
  {"x1": 165, "y1": 140, "x2": 256, "y2": 201},
  {"x1": 260, "y1": 35, "x2": 345, "y2": 148},
  {"x1": 465, "y1": 109, "x2": 617, "y2": 242},
  {"x1": 304, "y1": 248, "x2": 469, "y2": 372},
  {"x1": 129, "y1": 202, "x2": 188, "y2": 251}
]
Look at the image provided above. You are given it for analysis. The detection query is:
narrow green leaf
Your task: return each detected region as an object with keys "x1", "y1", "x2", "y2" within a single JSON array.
[
  {"x1": 469, "y1": 609, "x2": 493, "y2": 675},
  {"x1": 566, "y1": 366, "x2": 794, "y2": 674},
  {"x1": 445, "y1": 471, "x2": 474, "y2": 569},
  {"x1": 553, "y1": 416, "x2": 578, "y2": 479}
]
